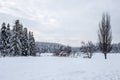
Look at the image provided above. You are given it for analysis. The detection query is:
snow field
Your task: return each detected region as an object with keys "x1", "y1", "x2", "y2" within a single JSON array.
[{"x1": 0, "y1": 53, "x2": 120, "y2": 80}]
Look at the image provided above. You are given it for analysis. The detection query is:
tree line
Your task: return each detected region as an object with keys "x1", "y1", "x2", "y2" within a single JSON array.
[
  {"x1": 0, "y1": 20, "x2": 36, "y2": 57},
  {"x1": 0, "y1": 13, "x2": 117, "y2": 59}
]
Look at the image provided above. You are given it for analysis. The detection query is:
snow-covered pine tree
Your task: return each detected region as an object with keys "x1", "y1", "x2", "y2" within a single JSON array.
[
  {"x1": 10, "y1": 33, "x2": 21, "y2": 56},
  {"x1": 11, "y1": 20, "x2": 22, "y2": 56},
  {"x1": 28, "y1": 31, "x2": 36, "y2": 56},
  {"x1": 21, "y1": 28, "x2": 29, "y2": 56},
  {"x1": 1, "y1": 23, "x2": 7, "y2": 56},
  {"x1": 6, "y1": 24, "x2": 11, "y2": 56}
]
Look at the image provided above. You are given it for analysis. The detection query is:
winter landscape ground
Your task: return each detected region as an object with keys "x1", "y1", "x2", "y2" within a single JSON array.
[{"x1": 0, "y1": 53, "x2": 120, "y2": 80}]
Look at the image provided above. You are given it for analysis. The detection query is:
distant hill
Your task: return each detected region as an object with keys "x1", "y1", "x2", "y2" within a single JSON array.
[{"x1": 35, "y1": 42, "x2": 81, "y2": 53}]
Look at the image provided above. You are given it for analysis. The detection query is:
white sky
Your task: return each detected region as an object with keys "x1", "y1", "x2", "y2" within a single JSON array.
[{"x1": 0, "y1": 0, "x2": 120, "y2": 47}]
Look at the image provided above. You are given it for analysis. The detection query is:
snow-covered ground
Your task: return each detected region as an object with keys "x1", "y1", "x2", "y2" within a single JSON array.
[{"x1": 0, "y1": 53, "x2": 120, "y2": 80}]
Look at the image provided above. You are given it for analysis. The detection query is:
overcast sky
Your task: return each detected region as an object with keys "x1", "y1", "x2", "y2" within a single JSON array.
[{"x1": 0, "y1": 0, "x2": 120, "y2": 46}]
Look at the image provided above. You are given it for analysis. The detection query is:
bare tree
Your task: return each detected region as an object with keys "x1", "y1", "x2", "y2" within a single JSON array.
[
  {"x1": 80, "y1": 41, "x2": 87, "y2": 54},
  {"x1": 98, "y1": 13, "x2": 112, "y2": 59},
  {"x1": 80, "y1": 41, "x2": 95, "y2": 58},
  {"x1": 87, "y1": 41, "x2": 96, "y2": 58}
]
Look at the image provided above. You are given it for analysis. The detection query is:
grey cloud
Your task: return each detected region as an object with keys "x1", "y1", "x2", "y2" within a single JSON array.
[{"x1": 0, "y1": 0, "x2": 120, "y2": 46}]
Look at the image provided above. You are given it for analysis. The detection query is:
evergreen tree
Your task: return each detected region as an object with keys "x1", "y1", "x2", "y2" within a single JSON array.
[
  {"x1": 6, "y1": 24, "x2": 11, "y2": 56},
  {"x1": 28, "y1": 31, "x2": 36, "y2": 56},
  {"x1": 1, "y1": 23, "x2": 7, "y2": 56},
  {"x1": 11, "y1": 33, "x2": 22, "y2": 56},
  {"x1": 0, "y1": 20, "x2": 36, "y2": 57},
  {"x1": 11, "y1": 20, "x2": 22, "y2": 56},
  {"x1": 21, "y1": 28, "x2": 29, "y2": 56}
]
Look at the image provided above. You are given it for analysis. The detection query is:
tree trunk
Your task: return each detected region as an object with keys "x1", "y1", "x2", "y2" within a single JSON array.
[
  {"x1": 104, "y1": 53, "x2": 107, "y2": 59},
  {"x1": 89, "y1": 53, "x2": 92, "y2": 59}
]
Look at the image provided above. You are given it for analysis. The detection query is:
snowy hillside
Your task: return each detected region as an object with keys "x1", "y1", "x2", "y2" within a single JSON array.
[{"x1": 0, "y1": 53, "x2": 120, "y2": 80}]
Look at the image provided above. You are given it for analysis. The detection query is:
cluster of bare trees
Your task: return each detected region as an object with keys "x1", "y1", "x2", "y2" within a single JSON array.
[
  {"x1": 80, "y1": 13, "x2": 112, "y2": 59},
  {"x1": 80, "y1": 41, "x2": 96, "y2": 58}
]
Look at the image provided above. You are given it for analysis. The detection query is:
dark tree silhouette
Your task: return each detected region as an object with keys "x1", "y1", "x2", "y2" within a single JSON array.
[{"x1": 98, "y1": 13, "x2": 112, "y2": 59}]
